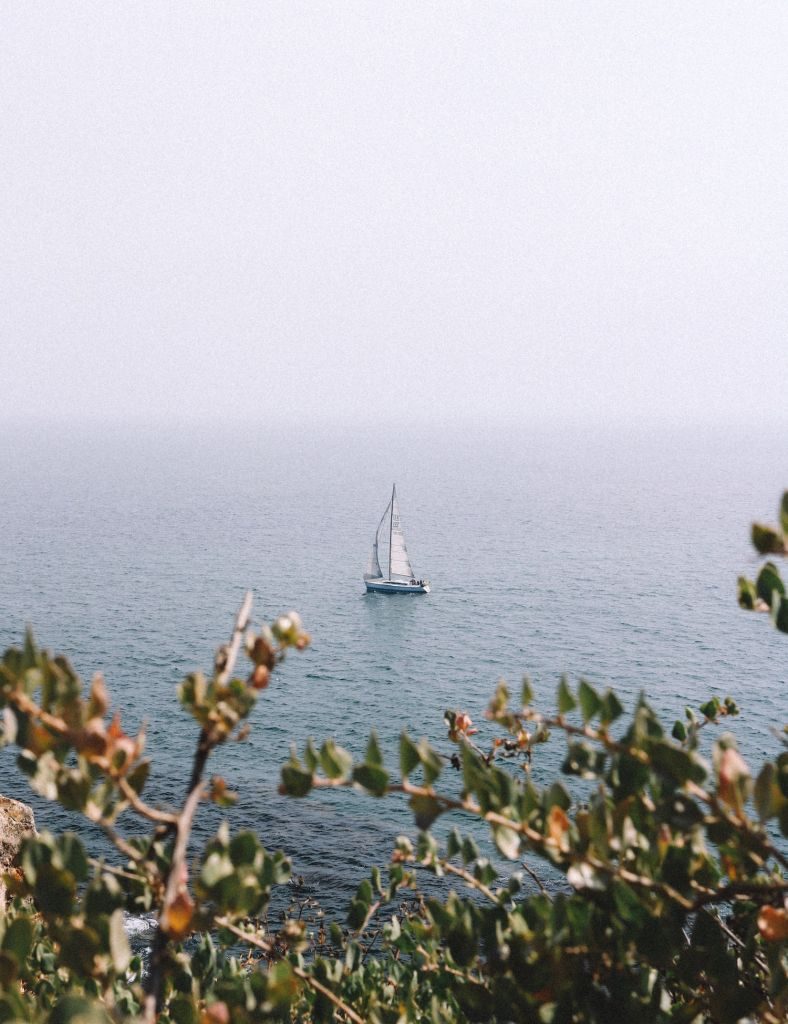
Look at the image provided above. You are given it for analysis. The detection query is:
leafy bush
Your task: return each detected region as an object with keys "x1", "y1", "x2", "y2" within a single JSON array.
[{"x1": 0, "y1": 504, "x2": 786, "y2": 1023}]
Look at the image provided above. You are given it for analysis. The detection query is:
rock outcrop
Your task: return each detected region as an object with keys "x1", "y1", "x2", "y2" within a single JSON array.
[{"x1": 0, "y1": 794, "x2": 36, "y2": 905}]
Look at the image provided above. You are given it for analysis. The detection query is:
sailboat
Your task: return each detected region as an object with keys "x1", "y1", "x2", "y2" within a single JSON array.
[{"x1": 364, "y1": 485, "x2": 430, "y2": 594}]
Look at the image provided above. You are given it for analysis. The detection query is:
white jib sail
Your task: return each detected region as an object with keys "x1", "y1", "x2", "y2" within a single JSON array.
[
  {"x1": 364, "y1": 541, "x2": 382, "y2": 580},
  {"x1": 388, "y1": 489, "x2": 414, "y2": 581},
  {"x1": 364, "y1": 501, "x2": 388, "y2": 580}
]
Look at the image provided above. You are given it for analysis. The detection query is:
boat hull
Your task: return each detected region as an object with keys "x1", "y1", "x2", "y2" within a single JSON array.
[{"x1": 364, "y1": 579, "x2": 430, "y2": 594}]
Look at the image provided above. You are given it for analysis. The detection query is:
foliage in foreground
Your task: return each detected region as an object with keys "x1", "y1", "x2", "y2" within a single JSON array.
[
  {"x1": 0, "y1": 502, "x2": 786, "y2": 1023},
  {"x1": 738, "y1": 491, "x2": 788, "y2": 633}
]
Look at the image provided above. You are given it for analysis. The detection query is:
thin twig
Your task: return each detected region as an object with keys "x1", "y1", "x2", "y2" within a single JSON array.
[
  {"x1": 406, "y1": 858, "x2": 499, "y2": 904},
  {"x1": 11, "y1": 686, "x2": 174, "y2": 826},
  {"x1": 117, "y1": 777, "x2": 178, "y2": 825},
  {"x1": 690, "y1": 879, "x2": 788, "y2": 911},
  {"x1": 143, "y1": 592, "x2": 255, "y2": 1024},
  {"x1": 216, "y1": 917, "x2": 366, "y2": 1024},
  {"x1": 359, "y1": 928, "x2": 380, "y2": 965},
  {"x1": 521, "y1": 859, "x2": 549, "y2": 895},
  {"x1": 713, "y1": 910, "x2": 770, "y2": 977},
  {"x1": 163, "y1": 781, "x2": 205, "y2": 919},
  {"x1": 216, "y1": 590, "x2": 254, "y2": 688},
  {"x1": 87, "y1": 857, "x2": 149, "y2": 885},
  {"x1": 687, "y1": 781, "x2": 788, "y2": 873},
  {"x1": 99, "y1": 818, "x2": 147, "y2": 866}
]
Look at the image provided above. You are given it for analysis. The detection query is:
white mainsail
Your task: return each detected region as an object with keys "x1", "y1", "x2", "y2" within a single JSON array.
[{"x1": 388, "y1": 487, "x2": 414, "y2": 581}]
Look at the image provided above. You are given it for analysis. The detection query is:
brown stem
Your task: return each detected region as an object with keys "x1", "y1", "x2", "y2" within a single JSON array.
[
  {"x1": 406, "y1": 857, "x2": 499, "y2": 904},
  {"x1": 687, "y1": 781, "x2": 788, "y2": 873},
  {"x1": 513, "y1": 709, "x2": 650, "y2": 764},
  {"x1": 216, "y1": 590, "x2": 254, "y2": 688},
  {"x1": 143, "y1": 592, "x2": 254, "y2": 1023},
  {"x1": 117, "y1": 777, "x2": 178, "y2": 825},
  {"x1": 313, "y1": 778, "x2": 720, "y2": 913},
  {"x1": 216, "y1": 917, "x2": 366, "y2": 1024},
  {"x1": 521, "y1": 858, "x2": 549, "y2": 895},
  {"x1": 690, "y1": 879, "x2": 788, "y2": 911},
  {"x1": 99, "y1": 818, "x2": 147, "y2": 866},
  {"x1": 11, "y1": 682, "x2": 176, "y2": 827},
  {"x1": 87, "y1": 857, "x2": 148, "y2": 885}
]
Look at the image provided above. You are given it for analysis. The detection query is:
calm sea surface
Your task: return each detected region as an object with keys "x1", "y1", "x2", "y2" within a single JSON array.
[{"x1": 0, "y1": 420, "x2": 786, "y2": 918}]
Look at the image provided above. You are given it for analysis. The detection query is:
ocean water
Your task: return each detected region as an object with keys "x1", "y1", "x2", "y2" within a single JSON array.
[{"x1": 0, "y1": 420, "x2": 785, "y2": 918}]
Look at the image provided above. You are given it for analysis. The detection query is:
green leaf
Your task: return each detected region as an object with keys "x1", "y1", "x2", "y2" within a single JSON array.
[
  {"x1": 349, "y1": 879, "x2": 371, "y2": 911},
  {"x1": 408, "y1": 794, "x2": 442, "y2": 830},
  {"x1": 752, "y1": 522, "x2": 785, "y2": 555},
  {"x1": 347, "y1": 899, "x2": 368, "y2": 930},
  {"x1": 699, "y1": 697, "x2": 721, "y2": 720},
  {"x1": 352, "y1": 762, "x2": 389, "y2": 796},
  {"x1": 417, "y1": 740, "x2": 442, "y2": 784},
  {"x1": 567, "y1": 862, "x2": 605, "y2": 891},
  {"x1": 35, "y1": 863, "x2": 75, "y2": 918},
  {"x1": 772, "y1": 593, "x2": 788, "y2": 633},
  {"x1": 1, "y1": 919, "x2": 33, "y2": 963},
  {"x1": 365, "y1": 730, "x2": 383, "y2": 767},
  {"x1": 319, "y1": 739, "x2": 352, "y2": 780},
  {"x1": 169, "y1": 997, "x2": 198, "y2": 1024},
  {"x1": 304, "y1": 737, "x2": 319, "y2": 772},
  {"x1": 446, "y1": 916, "x2": 477, "y2": 967},
  {"x1": 562, "y1": 741, "x2": 605, "y2": 778},
  {"x1": 0, "y1": 951, "x2": 20, "y2": 987},
  {"x1": 778, "y1": 752, "x2": 788, "y2": 798},
  {"x1": 22, "y1": 628, "x2": 39, "y2": 672},
  {"x1": 756, "y1": 561, "x2": 785, "y2": 607},
  {"x1": 280, "y1": 763, "x2": 313, "y2": 798},
  {"x1": 650, "y1": 742, "x2": 706, "y2": 786},
  {"x1": 460, "y1": 742, "x2": 487, "y2": 795},
  {"x1": 753, "y1": 763, "x2": 777, "y2": 821},
  {"x1": 672, "y1": 720, "x2": 687, "y2": 742},
  {"x1": 780, "y1": 491, "x2": 788, "y2": 535},
  {"x1": 49, "y1": 997, "x2": 111, "y2": 1024},
  {"x1": 399, "y1": 732, "x2": 420, "y2": 778},
  {"x1": 461, "y1": 836, "x2": 480, "y2": 864},
  {"x1": 59, "y1": 834, "x2": 89, "y2": 882},
  {"x1": 266, "y1": 958, "x2": 298, "y2": 1007},
  {"x1": 546, "y1": 781, "x2": 571, "y2": 810},
  {"x1": 599, "y1": 689, "x2": 624, "y2": 725},
  {"x1": 557, "y1": 675, "x2": 576, "y2": 714},
  {"x1": 229, "y1": 831, "x2": 258, "y2": 866},
  {"x1": 492, "y1": 824, "x2": 521, "y2": 860},
  {"x1": 488, "y1": 681, "x2": 509, "y2": 715},
  {"x1": 200, "y1": 851, "x2": 233, "y2": 889},
  {"x1": 125, "y1": 760, "x2": 150, "y2": 796},
  {"x1": 521, "y1": 676, "x2": 534, "y2": 707},
  {"x1": 109, "y1": 909, "x2": 131, "y2": 974},
  {"x1": 577, "y1": 680, "x2": 601, "y2": 723},
  {"x1": 737, "y1": 576, "x2": 757, "y2": 610}
]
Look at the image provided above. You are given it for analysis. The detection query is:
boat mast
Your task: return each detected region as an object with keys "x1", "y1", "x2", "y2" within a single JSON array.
[{"x1": 388, "y1": 483, "x2": 395, "y2": 580}]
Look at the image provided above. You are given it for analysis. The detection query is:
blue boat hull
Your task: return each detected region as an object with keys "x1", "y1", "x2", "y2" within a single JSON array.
[{"x1": 364, "y1": 579, "x2": 430, "y2": 594}]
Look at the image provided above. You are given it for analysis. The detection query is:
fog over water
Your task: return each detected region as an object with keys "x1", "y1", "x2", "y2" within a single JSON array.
[{"x1": 2, "y1": 2, "x2": 787, "y2": 428}]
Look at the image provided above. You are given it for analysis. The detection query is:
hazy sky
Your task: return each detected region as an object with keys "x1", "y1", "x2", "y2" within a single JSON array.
[{"x1": 2, "y1": 2, "x2": 787, "y2": 426}]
